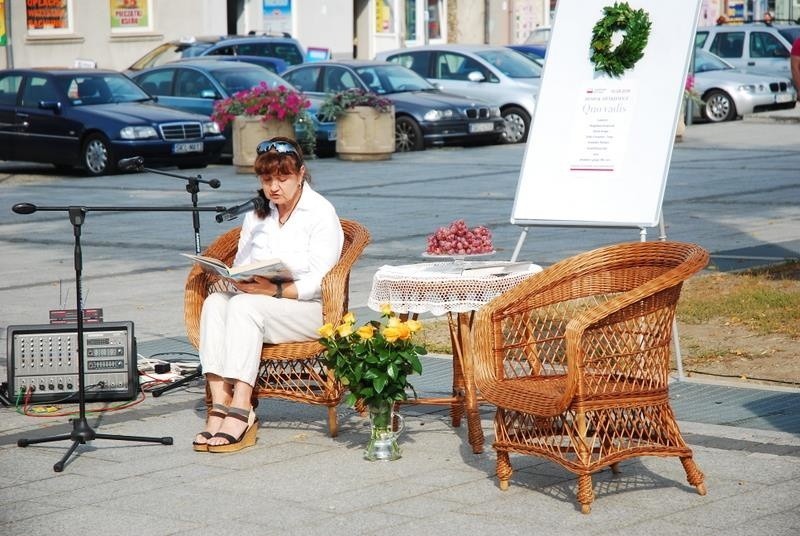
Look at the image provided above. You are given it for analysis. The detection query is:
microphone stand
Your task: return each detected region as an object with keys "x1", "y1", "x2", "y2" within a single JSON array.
[
  {"x1": 13, "y1": 202, "x2": 224, "y2": 472},
  {"x1": 122, "y1": 162, "x2": 221, "y2": 397},
  {"x1": 124, "y1": 162, "x2": 221, "y2": 255}
]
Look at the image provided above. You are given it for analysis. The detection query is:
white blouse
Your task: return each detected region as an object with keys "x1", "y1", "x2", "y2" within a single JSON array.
[{"x1": 233, "y1": 184, "x2": 344, "y2": 301}]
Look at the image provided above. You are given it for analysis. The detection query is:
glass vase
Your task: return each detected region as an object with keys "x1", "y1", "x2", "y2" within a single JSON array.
[{"x1": 364, "y1": 400, "x2": 405, "y2": 461}]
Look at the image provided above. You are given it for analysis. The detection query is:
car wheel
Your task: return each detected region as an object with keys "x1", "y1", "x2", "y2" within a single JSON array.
[
  {"x1": 395, "y1": 116, "x2": 424, "y2": 152},
  {"x1": 500, "y1": 106, "x2": 530, "y2": 144},
  {"x1": 702, "y1": 90, "x2": 736, "y2": 122},
  {"x1": 82, "y1": 134, "x2": 114, "y2": 176}
]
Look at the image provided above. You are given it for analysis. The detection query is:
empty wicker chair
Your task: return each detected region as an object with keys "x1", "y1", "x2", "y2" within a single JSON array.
[
  {"x1": 472, "y1": 241, "x2": 709, "y2": 513},
  {"x1": 184, "y1": 219, "x2": 370, "y2": 437}
]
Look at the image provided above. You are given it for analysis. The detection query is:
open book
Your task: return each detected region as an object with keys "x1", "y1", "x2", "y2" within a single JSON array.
[{"x1": 181, "y1": 253, "x2": 294, "y2": 282}]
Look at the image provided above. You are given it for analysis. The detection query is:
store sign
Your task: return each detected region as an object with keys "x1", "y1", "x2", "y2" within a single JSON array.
[
  {"x1": 26, "y1": 0, "x2": 69, "y2": 30},
  {"x1": 263, "y1": 0, "x2": 291, "y2": 35},
  {"x1": 0, "y1": 1, "x2": 6, "y2": 45},
  {"x1": 110, "y1": 0, "x2": 150, "y2": 30}
]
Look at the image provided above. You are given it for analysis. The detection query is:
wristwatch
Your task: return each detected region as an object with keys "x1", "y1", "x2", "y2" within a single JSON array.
[{"x1": 274, "y1": 281, "x2": 283, "y2": 299}]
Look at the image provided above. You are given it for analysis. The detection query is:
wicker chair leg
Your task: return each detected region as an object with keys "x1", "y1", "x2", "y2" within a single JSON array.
[
  {"x1": 496, "y1": 450, "x2": 512, "y2": 490},
  {"x1": 577, "y1": 474, "x2": 594, "y2": 514},
  {"x1": 610, "y1": 462, "x2": 621, "y2": 474},
  {"x1": 327, "y1": 406, "x2": 338, "y2": 438},
  {"x1": 680, "y1": 456, "x2": 707, "y2": 495}
]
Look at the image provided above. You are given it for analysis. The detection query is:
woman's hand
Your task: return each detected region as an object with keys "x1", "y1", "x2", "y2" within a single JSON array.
[{"x1": 232, "y1": 275, "x2": 277, "y2": 296}]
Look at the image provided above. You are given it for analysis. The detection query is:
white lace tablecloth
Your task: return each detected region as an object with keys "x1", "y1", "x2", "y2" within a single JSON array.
[{"x1": 367, "y1": 261, "x2": 543, "y2": 316}]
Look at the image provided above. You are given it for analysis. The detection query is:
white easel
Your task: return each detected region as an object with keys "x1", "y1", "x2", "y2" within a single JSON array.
[{"x1": 508, "y1": 0, "x2": 702, "y2": 380}]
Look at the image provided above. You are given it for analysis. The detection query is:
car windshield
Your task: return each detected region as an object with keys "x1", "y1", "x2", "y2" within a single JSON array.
[
  {"x1": 130, "y1": 41, "x2": 215, "y2": 70},
  {"x1": 475, "y1": 49, "x2": 542, "y2": 78},
  {"x1": 354, "y1": 64, "x2": 435, "y2": 94},
  {"x1": 64, "y1": 74, "x2": 152, "y2": 106},
  {"x1": 209, "y1": 66, "x2": 290, "y2": 94},
  {"x1": 694, "y1": 49, "x2": 734, "y2": 73}
]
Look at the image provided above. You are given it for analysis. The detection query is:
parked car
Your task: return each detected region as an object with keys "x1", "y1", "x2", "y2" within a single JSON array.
[
  {"x1": 0, "y1": 68, "x2": 224, "y2": 175},
  {"x1": 692, "y1": 48, "x2": 796, "y2": 122},
  {"x1": 524, "y1": 26, "x2": 552, "y2": 45},
  {"x1": 376, "y1": 44, "x2": 541, "y2": 144},
  {"x1": 506, "y1": 44, "x2": 546, "y2": 64},
  {"x1": 175, "y1": 55, "x2": 289, "y2": 74},
  {"x1": 695, "y1": 23, "x2": 794, "y2": 76},
  {"x1": 127, "y1": 34, "x2": 305, "y2": 73},
  {"x1": 281, "y1": 60, "x2": 505, "y2": 152},
  {"x1": 130, "y1": 60, "x2": 335, "y2": 157}
]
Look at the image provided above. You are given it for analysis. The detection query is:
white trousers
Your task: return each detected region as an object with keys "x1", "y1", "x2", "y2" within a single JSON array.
[{"x1": 199, "y1": 292, "x2": 323, "y2": 386}]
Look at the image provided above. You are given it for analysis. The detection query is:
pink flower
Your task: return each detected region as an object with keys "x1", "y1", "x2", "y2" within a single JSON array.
[{"x1": 210, "y1": 83, "x2": 311, "y2": 129}]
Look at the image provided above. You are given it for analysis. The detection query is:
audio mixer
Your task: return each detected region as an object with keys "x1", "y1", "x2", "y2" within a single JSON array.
[{"x1": 7, "y1": 322, "x2": 138, "y2": 403}]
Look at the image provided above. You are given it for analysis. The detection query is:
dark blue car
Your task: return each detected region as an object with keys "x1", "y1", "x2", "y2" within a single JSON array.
[
  {"x1": 506, "y1": 44, "x2": 547, "y2": 64},
  {"x1": 282, "y1": 60, "x2": 505, "y2": 152},
  {"x1": 131, "y1": 60, "x2": 335, "y2": 157},
  {"x1": 0, "y1": 68, "x2": 225, "y2": 175}
]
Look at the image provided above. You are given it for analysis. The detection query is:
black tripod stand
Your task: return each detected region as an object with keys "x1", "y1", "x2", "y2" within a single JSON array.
[
  {"x1": 12, "y1": 201, "x2": 224, "y2": 472},
  {"x1": 118, "y1": 160, "x2": 222, "y2": 397}
]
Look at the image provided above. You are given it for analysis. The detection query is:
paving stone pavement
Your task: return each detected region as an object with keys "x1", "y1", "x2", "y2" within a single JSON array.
[{"x1": 1, "y1": 108, "x2": 799, "y2": 534}]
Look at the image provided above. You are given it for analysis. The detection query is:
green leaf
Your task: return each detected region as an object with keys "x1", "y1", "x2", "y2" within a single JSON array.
[{"x1": 373, "y1": 374, "x2": 387, "y2": 394}]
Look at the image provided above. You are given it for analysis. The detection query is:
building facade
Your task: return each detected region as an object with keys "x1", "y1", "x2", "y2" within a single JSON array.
[{"x1": 5, "y1": 1, "x2": 792, "y2": 73}]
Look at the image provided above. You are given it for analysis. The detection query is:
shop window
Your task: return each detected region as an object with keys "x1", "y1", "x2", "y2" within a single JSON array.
[{"x1": 26, "y1": 0, "x2": 73, "y2": 36}]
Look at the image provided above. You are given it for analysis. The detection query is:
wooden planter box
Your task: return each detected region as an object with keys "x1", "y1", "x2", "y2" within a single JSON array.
[
  {"x1": 335, "y1": 106, "x2": 395, "y2": 161},
  {"x1": 232, "y1": 116, "x2": 295, "y2": 173}
]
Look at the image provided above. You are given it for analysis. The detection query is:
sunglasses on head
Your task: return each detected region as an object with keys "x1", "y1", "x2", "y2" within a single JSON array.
[{"x1": 256, "y1": 140, "x2": 300, "y2": 156}]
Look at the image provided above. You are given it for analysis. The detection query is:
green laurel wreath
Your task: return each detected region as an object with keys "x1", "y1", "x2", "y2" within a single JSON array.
[{"x1": 590, "y1": 2, "x2": 652, "y2": 77}]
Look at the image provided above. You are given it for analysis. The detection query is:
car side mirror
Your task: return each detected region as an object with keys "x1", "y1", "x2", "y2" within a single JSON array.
[
  {"x1": 39, "y1": 101, "x2": 62, "y2": 114},
  {"x1": 467, "y1": 71, "x2": 485, "y2": 83},
  {"x1": 200, "y1": 89, "x2": 218, "y2": 99}
]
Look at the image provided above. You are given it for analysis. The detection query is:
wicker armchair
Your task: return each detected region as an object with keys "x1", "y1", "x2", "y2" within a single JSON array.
[
  {"x1": 472, "y1": 241, "x2": 709, "y2": 513},
  {"x1": 184, "y1": 219, "x2": 371, "y2": 437}
]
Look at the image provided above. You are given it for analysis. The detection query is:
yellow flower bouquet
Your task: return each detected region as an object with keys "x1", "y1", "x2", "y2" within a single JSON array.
[{"x1": 318, "y1": 305, "x2": 425, "y2": 409}]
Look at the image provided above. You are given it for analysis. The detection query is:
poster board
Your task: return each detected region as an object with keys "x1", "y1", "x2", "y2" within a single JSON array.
[{"x1": 511, "y1": 0, "x2": 701, "y2": 228}]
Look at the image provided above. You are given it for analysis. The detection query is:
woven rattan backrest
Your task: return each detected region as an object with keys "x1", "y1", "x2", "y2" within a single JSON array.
[{"x1": 472, "y1": 241, "x2": 708, "y2": 414}]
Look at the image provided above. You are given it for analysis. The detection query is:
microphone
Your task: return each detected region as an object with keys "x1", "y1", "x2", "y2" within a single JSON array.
[
  {"x1": 12, "y1": 203, "x2": 37, "y2": 214},
  {"x1": 207, "y1": 178, "x2": 221, "y2": 189},
  {"x1": 118, "y1": 157, "x2": 144, "y2": 171},
  {"x1": 215, "y1": 196, "x2": 265, "y2": 223}
]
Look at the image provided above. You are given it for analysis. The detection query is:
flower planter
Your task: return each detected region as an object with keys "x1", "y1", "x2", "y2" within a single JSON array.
[
  {"x1": 232, "y1": 116, "x2": 295, "y2": 173},
  {"x1": 335, "y1": 106, "x2": 395, "y2": 161}
]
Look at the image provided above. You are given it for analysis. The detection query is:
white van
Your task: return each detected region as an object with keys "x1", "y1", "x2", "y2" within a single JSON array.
[{"x1": 695, "y1": 24, "x2": 795, "y2": 77}]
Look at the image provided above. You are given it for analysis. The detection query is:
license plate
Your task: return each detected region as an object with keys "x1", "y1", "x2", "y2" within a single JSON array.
[
  {"x1": 173, "y1": 142, "x2": 203, "y2": 154},
  {"x1": 469, "y1": 122, "x2": 495, "y2": 133},
  {"x1": 775, "y1": 93, "x2": 793, "y2": 104}
]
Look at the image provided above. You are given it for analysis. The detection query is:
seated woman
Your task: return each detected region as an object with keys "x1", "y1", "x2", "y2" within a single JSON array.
[{"x1": 194, "y1": 136, "x2": 344, "y2": 453}]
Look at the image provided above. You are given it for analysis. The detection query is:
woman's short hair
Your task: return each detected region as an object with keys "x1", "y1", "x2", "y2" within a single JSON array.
[{"x1": 254, "y1": 136, "x2": 310, "y2": 182}]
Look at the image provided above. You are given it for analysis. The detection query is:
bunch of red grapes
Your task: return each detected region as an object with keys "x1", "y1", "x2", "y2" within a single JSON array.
[{"x1": 425, "y1": 219, "x2": 493, "y2": 255}]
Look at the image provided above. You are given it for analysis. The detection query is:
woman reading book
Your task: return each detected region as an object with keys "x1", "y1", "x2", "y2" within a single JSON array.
[{"x1": 194, "y1": 136, "x2": 344, "y2": 453}]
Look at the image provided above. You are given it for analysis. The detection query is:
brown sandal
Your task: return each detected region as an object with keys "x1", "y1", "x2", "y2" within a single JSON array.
[
  {"x1": 193, "y1": 403, "x2": 228, "y2": 452},
  {"x1": 207, "y1": 407, "x2": 258, "y2": 453}
]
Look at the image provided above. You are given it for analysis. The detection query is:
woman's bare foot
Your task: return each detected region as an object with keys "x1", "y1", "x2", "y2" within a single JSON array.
[
  {"x1": 206, "y1": 407, "x2": 255, "y2": 447},
  {"x1": 193, "y1": 403, "x2": 228, "y2": 449}
]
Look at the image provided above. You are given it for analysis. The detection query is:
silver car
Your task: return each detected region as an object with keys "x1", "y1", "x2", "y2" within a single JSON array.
[
  {"x1": 692, "y1": 49, "x2": 796, "y2": 122},
  {"x1": 695, "y1": 24, "x2": 793, "y2": 77},
  {"x1": 376, "y1": 44, "x2": 541, "y2": 144}
]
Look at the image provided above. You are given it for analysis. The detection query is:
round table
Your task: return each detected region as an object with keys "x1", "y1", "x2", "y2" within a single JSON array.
[{"x1": 368, "y1": 260, "x2": 542, "y2": 453}]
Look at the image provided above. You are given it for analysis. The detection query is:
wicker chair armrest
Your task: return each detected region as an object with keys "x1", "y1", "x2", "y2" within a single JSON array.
[{"x1": 319, "y1": 219, "x2": 371, "y2": 326}]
